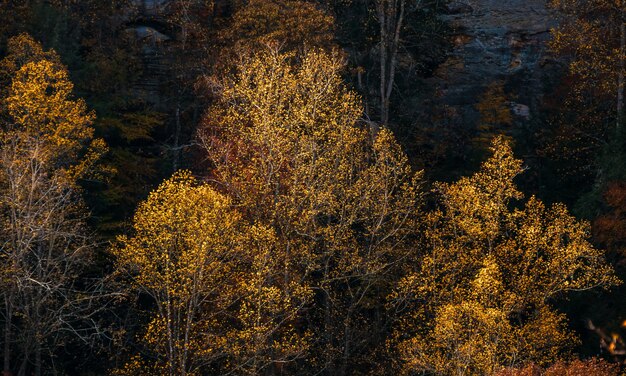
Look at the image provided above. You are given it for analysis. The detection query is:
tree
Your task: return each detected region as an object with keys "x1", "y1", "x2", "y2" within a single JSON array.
[
  {"x1": 0, "y1": 35, "x2": 108, "y2": 376},
  {"x1": 549, "y1": 0, "x2": 626, "y2": 128},
  {"x1": 391, "y1": 137, "x2": 618, "y2": 375},
  {"x1": 0, "y1": 33, "x2": 61, "y2": 96},
  {"x1": 112, "y1": 172, "x2": 310, "y2": 376},
  {"x1": 474, "y1": 81, "x2": 514, "y2": 149},
  {"x1": 374, "y1": 0, "x2": 425, "y2": 124},
  {"x1": 215, "y1": 0, "x2": 336, "y2": 58},
  {"x1": 201, "y1": 48, "x2": 423, "y2": 374},
  {"x1": 546, "y1": 0, "x2": 626, "y2": 189},
  {"x1": 595, "y1": 181, "x2": 626, "y2": 261}
]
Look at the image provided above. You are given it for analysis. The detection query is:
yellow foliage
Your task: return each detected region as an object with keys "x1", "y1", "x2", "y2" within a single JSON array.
[
  {"x1": 549, "y1": 0, "x2": 626, "y2": 105},
  {"x1": 1, "y1": 35, "x2": 108, "y2": 183},
  {"x1": 113, "y1": 171, "x2": 311, "y2": 375},
  {"x1": 0, "y1": 33, "x2": 62, "y2": 92},
  {"x1": 474, "y1": 82, "x2": 513, "y2": 148},
  {"x1": 202, "y1": 47, "x2": 423, "y2": 370},
  {"x1": 215, "y1": 0, "x2": 336, "y2": 68},
  {"x1": 392, "y1": 136, "x2": 618, "y2": 375},
  {"x1": 6, "y1": 59, "x2": 94, "y2": 153}
]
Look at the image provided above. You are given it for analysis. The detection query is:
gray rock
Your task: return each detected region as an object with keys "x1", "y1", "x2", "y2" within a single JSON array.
[
  {"x1": 445, "y1": 2, "x2": 474, "y2": 14},
  {"x1": 429, "y1": 0, "x2": 559, "y2": 128}
]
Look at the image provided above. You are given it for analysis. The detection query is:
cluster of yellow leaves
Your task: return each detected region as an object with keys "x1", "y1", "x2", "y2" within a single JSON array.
[
  {"x1": 549, "y1": 0, "x2": 626, "y2": 103},
  {"x1": 0, "y1": 33, "x2": 60, "y2": 92},
  {"x1": 391, "y1": 136, "x2": 618, "y2": 375},
  {"x1": 202, "y1": 47, "x2": 422, "y2": 371},
  {"x1": 1, "y1": 33, "x2": 109, "y2": 184},
  {"x1": 113, "y1": 172, "x2": 311, "y2": 375},
  {"x1": 475, "y1": 82, "x2": 513, "y2": 148},
  {"x1": 213, "y1": 0, "x2": 337, "y2": 73},
  {"x1": 222, "y1": 0, "x2": 335, "y2": 51}
]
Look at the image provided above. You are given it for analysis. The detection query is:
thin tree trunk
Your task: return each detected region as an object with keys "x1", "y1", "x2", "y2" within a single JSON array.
[
  {"x1": 618, "y1": 20, "x2": 624, "y2": 129},
  {"x1": 161, "y1": 262, "x2": 176, "y2": 376},
  {"x1": 173, "y1": 103, "x2": 181, "y2": 171},
  {"x1": 34, "y1": 341, "x2": 41, "y2": 376},
  {"x1": 377, "y1": 0, "x2": 407, "y2": 125},
  {"x1": 339, "y1": 313, "x2": 352, "y2": 376},
  {"x1": 378, "y1": 1, "x2": 388, "y2": 124},
  {"x1": 3, "y1": 301, "x2": 11, "y2": 375},
  {"x1": 322, "y1": 259, "x2": 333, "y2": 375},
  {"x1": 17, "y1": 351, "x2": 27, "y2": 376},
  {"x1": 385, "y1": 0, "x2": 405, "y2": 124}
]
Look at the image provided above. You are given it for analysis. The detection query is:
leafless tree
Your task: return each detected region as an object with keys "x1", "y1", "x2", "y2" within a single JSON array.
[{"x1": 0, "y1": 135, "x2": 109, "y2": 376}]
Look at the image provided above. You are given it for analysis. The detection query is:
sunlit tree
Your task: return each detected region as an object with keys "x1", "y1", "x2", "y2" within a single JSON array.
[
  {"x1": 113, "y1": 172, "x2": 311, "y2": 376},
  {"x1": 0, "y1": 35, "x2": 107, "y2": 376},
  {"x1": 216, "y1": 0, "x2": 336, "y2": 56},
  {"x1": 549, "y1": 0, "x2": 626, "y2": 127},
  {"x1": 391, "y1": 137, "x2": 618, "y2": 375},
  {"x1": 201, "y1": 47, "x2": 423, "y2": 374}
]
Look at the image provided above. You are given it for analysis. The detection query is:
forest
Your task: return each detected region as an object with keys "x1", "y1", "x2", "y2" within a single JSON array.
[{"x1": 0, "y1": 0, "x2": 625, "y2": 375}]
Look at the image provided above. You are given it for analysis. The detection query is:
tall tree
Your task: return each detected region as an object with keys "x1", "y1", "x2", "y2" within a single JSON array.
[
  {"x1": 0, "y1": 35, "x2": 107, "y2": 376},
  {"x1": 201, "y1": 48, "x2": 423, "y2": 374},
  {"x1": 474, "y1": 81, "x2": 514, "y2": 149},
  {"x1": 550, "y1": 0, "x2": 626, "y2": 128},
  {"x1": 391, "y1": 137, "x2": 618, "y2": 375},
  {"x1": 374, "y1": 0, "x2": 425, "y2": 124},
  {"x1": 112, "y1": 172, "x2": 310, "y2": 376},
  {"x1": 159, "y1": 0, "x2": 214, "y2": 171},
  {"x1": 547, "y1": 0, "x2": 626, "y2": 223}
]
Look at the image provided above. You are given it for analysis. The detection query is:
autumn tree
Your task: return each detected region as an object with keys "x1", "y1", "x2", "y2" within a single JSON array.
[
  {"x1": 0, "y1": 35, "x2": 108, "y2": 376},
  {"x1": 390, "y1": 137, "x2": 618, "y2": 375},
  {"x1": 215, "y1": 0, "x2": 336, "y2": 59},
  {"x1": 0, "y1": 2, "x2": 168, "y2": 235},
  {"x1": 201, "y1": 47, "x2": 423, "y2": 375},
  {"x1": 0, "y1": 33, "x2": 61, "y2": 96},
  {"x1": 112, "y1": 172, "x2": 310, "y2": 376},
  {"x1": 549, "y1": 0, "x2": 626, "y2": 128},
  {"x1": 595, "y1": 181, "x2": 626, "y2": 261},
  {"x1": 474, "y1": 81, "x2": 513, "y2": 149},
  {"x1": 542, "y1": 1, "x2": 626, "y2": 210}
]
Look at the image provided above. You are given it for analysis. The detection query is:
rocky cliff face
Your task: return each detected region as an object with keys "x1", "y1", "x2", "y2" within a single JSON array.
[{"x1": 432, "y1": 0, "x2": 559, "y2": 126}]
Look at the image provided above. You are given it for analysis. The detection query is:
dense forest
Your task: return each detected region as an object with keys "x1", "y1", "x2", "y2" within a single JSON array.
[{"x1": 0, "y1": 0, "x2": 625, "y2": 375}]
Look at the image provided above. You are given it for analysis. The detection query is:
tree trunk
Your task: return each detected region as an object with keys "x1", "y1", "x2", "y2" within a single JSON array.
[
  {"x1": 322, "y1": 259, "x2": 334, "y2": 375},
  {"x1": 378, "y1": 0, "x2": 388, "y2": 124},
  {"x1": 3, "y1": 302, "x2": 11, "y2": 375},
  {"x1": 173, "y1": 103, "x2": 181, "y2": 171},
  {"x1": 339, "y1": 314, "x2": 352, "y2": 376},
  {"x1": 385, "y1": 0, "x2": 405, "y2": 124},
  {"x1": 377, "y1": 0, "x2": 406, "y2": 125},
  {"x1": 618, "y1": 20, "x2": 624, "y2": 129},
  {"x1": 34, "y1": 342, "x2": 41, "y2": 376},
  {"x1": 16, "y1": 352, "x2": 27, "y2": 376}
]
